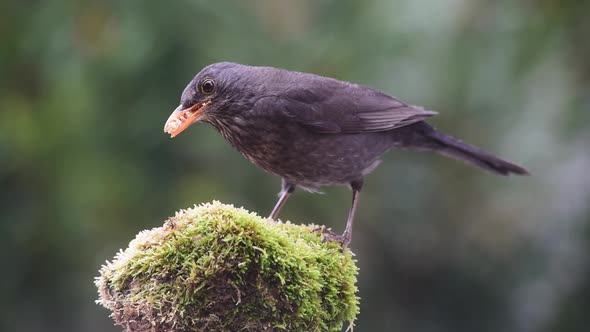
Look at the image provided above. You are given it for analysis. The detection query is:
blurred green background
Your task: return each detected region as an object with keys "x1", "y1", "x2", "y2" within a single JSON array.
[{"x1": 2, "y1": 0, "x2": 589, "y2": 331}]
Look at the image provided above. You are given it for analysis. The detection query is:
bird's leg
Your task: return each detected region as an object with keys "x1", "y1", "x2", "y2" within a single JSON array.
[
  {"x1": 323, "y1": 179, "x2": 363, "y2": 250},
  {"x1": 341, "y1": 188, "x2": 361, "y2": 248},
  {"x1": 269, "y1": 179, "x2": 295, "y2": 220}
]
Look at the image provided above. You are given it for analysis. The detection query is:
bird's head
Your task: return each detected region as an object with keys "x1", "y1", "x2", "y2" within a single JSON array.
[{"x1": 164, "y1": 62, "x2": 256, "y2": 138}]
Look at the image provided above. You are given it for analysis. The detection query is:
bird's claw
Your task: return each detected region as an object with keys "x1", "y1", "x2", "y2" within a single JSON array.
[
  {"x1": 312, "y1": 225, "x2": 329, "y2": 234},
  {"x1": 313, "y1": 226, "x2": 350, "y2": 252}
]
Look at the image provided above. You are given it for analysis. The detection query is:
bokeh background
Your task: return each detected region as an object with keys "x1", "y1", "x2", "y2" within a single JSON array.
[{"x1": 2, "y1": 0, "x2": 589, "y2": 331}]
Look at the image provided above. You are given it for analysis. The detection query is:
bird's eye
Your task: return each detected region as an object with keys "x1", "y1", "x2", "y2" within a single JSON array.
[{"x1": 200, "y1": 78, "x2": 216, "y2": 94}]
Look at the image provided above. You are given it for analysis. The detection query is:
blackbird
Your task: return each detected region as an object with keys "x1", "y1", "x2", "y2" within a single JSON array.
[{"x1": 164, "y1": 62, "x2": 528, "y2": 248}]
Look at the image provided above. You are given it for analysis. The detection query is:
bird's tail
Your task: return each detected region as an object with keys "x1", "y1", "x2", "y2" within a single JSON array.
[{"x1": 393, "y1": 122, "x2": 529, "y2": 176}]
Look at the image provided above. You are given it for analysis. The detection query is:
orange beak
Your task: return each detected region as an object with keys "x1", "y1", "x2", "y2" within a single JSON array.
[{"x1": 163, "y1": 100, "x2": 211, "y2": 138}]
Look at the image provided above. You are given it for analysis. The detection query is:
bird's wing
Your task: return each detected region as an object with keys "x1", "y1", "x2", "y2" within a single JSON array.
[{"x1": 269, "y1": 78, "x2": 437, "y2": 134}]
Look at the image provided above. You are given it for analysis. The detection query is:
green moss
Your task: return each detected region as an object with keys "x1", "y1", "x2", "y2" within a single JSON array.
[{"x1": 96, "y1": 201, "x2": 359, "y2": 332}]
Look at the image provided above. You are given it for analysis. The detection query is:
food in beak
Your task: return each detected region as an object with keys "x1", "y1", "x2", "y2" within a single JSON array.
[{"x1": 164, "y1": 101, "x2": 210, "y2": 138}]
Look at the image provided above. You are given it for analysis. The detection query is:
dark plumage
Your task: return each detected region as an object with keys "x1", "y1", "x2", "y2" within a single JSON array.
[{"x1": 164, "y1": 62, "x2": 528, "y2": 248}]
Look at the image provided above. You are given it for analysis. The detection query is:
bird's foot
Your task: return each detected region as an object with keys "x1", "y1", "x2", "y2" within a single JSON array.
[
  {"x1": 311, "y1": 224, "x2": 330, "y2": 234},
  {"x1": 313, "y1": 226, "x2": 351, "y2": 252}
]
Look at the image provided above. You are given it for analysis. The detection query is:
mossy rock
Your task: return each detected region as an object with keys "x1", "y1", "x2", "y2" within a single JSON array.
[{"x1": 96, "y1": 201, "x2": 359, "y2": 331}]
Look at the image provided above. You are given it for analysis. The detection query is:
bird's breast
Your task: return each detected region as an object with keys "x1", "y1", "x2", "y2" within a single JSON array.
[
  {"x1": 210, "y1": 116, "x2": 287, "y2": 169},
  {"x1": 210, "y1": 117, "x2": 393, "y2": 187}
]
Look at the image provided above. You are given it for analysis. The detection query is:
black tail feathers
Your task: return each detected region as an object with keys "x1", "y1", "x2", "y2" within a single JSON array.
[
  {"x1": 428, "y1": 130, "x2": 529, "y2": 176},
  {"x1": 397, "y1": 122, "x2": 529, "y2": 176}
]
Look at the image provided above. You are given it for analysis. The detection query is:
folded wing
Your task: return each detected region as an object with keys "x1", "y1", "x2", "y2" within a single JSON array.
[{"x1": 270, "y1": 77, "x2": 437, "y2": 134}]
